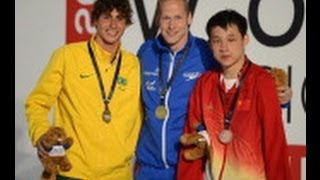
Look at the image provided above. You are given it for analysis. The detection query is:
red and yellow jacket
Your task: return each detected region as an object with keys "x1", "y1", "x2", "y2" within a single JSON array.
[{"x1": 177, "y1": 62, "x2": 292, "y2": 180}]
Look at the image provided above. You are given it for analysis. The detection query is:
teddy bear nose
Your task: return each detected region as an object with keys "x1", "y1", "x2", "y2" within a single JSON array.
[{"x1": 57, "y1": 138, "x2": 63, "y2": 145}]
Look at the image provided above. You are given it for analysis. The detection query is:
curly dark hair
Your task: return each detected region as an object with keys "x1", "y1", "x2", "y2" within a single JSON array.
[{"x1": 91, "y1": 0, "x2": 133, "y2": 25}]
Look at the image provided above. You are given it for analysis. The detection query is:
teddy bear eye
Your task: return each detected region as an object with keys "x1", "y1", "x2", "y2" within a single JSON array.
[{"x1": 41, "y1": 141, "x2": 53, "y2": 152}]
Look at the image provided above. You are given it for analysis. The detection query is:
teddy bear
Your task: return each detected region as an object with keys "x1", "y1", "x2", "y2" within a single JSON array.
[
  {"x1": 179, "y1": 66, "x2": 288, "y2": 161},
  {"x1": 179, "y1": 133, "x2": 208, "y2": 161},
  {"x1": 269, "y1": 67, "x2": 288, "y2": 87},
  {"x1": 38, "y1": 127, "x2": 73, "y2": 180},
  {"x1": 262, "y1": 66, "x2": 288, "y2": 86}
]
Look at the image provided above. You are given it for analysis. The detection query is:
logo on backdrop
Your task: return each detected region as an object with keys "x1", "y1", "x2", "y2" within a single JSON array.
[
  {"x1": 249, "y1": 0, "x2": 304, "y2": 46},
  {"x1": 66, "y1": 0, "x2": 199, "y2": 43},
  {"x1": 66, "y1": 0, "x2": 94, "y2": 43},
  {"x1": 67, "y1": 0, "x2": 305, "y2": 46}
]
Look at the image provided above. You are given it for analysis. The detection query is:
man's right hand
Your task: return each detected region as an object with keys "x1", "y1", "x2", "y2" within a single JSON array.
[{"x1": 35, "y1": 133, "x2": 49, "y2": 159}]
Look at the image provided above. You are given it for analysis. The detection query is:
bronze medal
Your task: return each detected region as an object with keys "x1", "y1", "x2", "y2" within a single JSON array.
[
  {"x1": 155, "y1": 105, "x2": 167, "y2": 119},
  {"x1": 87, "y1": 42, "x2": 122, "y2": 124},
  {"x1": 218, "y1": 129, "x2": 233, "y2": 144},
  {"x1": 102, "y1": 106, "x2": 111, "y2": 123}
]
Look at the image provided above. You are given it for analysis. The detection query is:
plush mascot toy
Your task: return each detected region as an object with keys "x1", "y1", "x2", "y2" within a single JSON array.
[
  {"x1": 180, "y1": 66, "x2": 288, "y2": 161},
  {"x1": 180, "y1": 133, "x2": 208, "y2": 160},
  {"x1": 269, "y1": 67, "x2": 288, "y2": 87},
  {"x1": 39, "y1": 127, "x2": 73, "y2": 180}
]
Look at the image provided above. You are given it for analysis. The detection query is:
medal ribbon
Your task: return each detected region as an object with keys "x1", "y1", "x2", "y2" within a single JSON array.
[
  {"x1": 87, "y1": 41, "x2": 122, "y2": 117},
  {"x1": 158, "y1": 47, "x2": 190, "y2": 105},
  {"x1": 218, "y1": 60, "x2": 251, "y2": 129}
]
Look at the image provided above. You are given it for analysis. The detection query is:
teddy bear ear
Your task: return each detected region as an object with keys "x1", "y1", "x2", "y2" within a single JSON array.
[
  {"x1": 62, "y1": 138, "x2": 73, "y2": 150},
  {"x1": 63, "y1": 143, "x2": 71, "y2": 150}
]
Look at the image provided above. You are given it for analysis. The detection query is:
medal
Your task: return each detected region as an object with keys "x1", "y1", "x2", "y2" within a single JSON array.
[
  {"x1": 155, "y1": 105, "x2": 167, "y2": 119},
  {"x1": 218, "y1": 129, "x2": 233, "y2": 144},
  {"x1": 102, "y1": 106, "x2": 111, "y2": 122},
  {"x1": 156, "y1": 48, "x2": 189, "y2": 120},
  {"x1": 87, "y1": 42, "x2": 122, "y2": 124}
]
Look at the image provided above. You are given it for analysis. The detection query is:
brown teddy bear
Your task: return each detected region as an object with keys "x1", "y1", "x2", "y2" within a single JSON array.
[
  {"x1": 180, "y1": 133, "x2": 208, "y2": 161},
  {"x1": 39, "y1": 127, "x2": 73, "y2": 180},
  {"x1": 262, "y1": 66, "x2": 288, "y2": 86},
  {"x1": 269, "y1": 67, "x2": 288, "y2": 87},
  {"x1": 180, "y1": 67, "x2": 289, "y2": 161}
]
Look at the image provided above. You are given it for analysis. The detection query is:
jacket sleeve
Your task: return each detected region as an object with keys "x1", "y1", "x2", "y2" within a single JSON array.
[
  {"x1": 177, "y1": 79, "x2": 206, "y2": 180},
  {"x1": 257, "y1": 74, "x2": 292, "y2": 180},
  {"x1": 125, "y1": 56, "x2": 144, "y2": 153},
  {"x1": 25, "y1": 47, "x2": 65, "y2": 146}
]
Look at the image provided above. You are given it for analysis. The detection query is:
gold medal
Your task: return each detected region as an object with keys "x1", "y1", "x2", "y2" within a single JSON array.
[
  {"x1": 218, "y1": 129, "x2": 233, "y2": 144},
  {"x1": 102, "y1": 106, "x2": 111, "y2": 123},
  {"x1": 155, "y1": 105, "x2": 167, "y2": 119}
]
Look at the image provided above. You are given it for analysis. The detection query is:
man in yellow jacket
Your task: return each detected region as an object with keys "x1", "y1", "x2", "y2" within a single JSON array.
[{"x1": 25, "y1": 0, "x2": 142, "y2": 179}]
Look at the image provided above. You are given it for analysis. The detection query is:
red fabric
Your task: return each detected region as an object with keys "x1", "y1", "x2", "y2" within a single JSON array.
[{"x1": 177, "y1": 62, "x2": 292, "y2": 180}]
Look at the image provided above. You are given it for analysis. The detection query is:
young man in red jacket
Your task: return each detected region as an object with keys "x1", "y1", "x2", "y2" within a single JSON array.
[{"x1": 177, "y1": 9, "x2": 292, "y2": 180}]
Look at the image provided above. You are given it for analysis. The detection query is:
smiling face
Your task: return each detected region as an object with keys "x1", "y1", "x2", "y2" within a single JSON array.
[
  {"x1": 158, "y1": 0, "x2": 192, "y2": 52},
  {"x1": 93, "y1": 8, "x2": 128, "y2": 52}
]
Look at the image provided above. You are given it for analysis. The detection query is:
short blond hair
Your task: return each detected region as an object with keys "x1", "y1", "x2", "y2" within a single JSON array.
[{"x1": 155, "y1": 0, "x2": 190, "y2": 24}]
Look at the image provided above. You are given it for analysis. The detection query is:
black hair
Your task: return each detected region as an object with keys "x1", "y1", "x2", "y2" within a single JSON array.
[{"x1": 206, "y1": 9, "x2": 247, "y2": 38}]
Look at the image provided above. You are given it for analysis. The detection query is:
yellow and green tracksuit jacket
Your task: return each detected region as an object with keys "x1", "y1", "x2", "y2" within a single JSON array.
[{"x1": 25, "y1": 37, "x2": 143, "y2": 179}]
